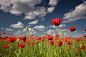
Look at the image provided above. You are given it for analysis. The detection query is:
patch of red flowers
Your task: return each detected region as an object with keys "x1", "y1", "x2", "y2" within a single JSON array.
[{"x1": 8, "y1": 37, "x2": 16, "y2": 43}]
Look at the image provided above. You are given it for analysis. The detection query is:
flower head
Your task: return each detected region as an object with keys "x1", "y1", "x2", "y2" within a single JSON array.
[
  {"x1": 4, "y1": 45, "x2": 9, "y2": 48},
  {"x1": 8, "y1": 37, "x2": 16, "y2": 43},
  {"x1": 3, "y1": 32, "x2": 6, "y2": 34},
  {"x1": 84, "y1": 28, "x2": 86, "y2": 31},
  {"x1": 19, "y1": 43, "x2": 25, "y2": 48},
  {"x1": 57, "y1": 41, "x2": 63, "y2": 46},
  {"x1": 70, "y1": 26, "x2": 76, "y2": 32},
  {"x1": 51, "y1": 18, "x2": 61, "y2": 26}
]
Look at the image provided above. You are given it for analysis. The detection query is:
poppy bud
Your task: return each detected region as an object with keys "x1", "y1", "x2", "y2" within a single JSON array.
[{"x1": 26, "y1": 27, "x2": 28, "y2": 30}]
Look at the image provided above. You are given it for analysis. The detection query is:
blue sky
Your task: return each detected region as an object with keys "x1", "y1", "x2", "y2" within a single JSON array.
[{"x1": 0, "y1": 0, "x2": 86, "y2": 38}]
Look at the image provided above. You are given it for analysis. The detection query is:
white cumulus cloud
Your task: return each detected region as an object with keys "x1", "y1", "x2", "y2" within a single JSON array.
[
  {"x1": 28, "y1": 19, "x2": 39, "y2": 24},
  {"x1": 6, "y1": 28, "x2": 14, "y2": 31},
  {"x1": 10, "y1": 21, "x2": 24, "y2": 29},
  {"x1": 62, "y1": 1, "x2": 86, "y2": 23}
]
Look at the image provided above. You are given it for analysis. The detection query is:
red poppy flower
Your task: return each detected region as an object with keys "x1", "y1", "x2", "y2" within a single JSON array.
[
  {"x1": 55, "y1": 33, "x2": 59, "y2": 39},
  {"x1": 19, "y1": 43, "x2": 25, "y2": 48},
  {"x1": 68, "y1": 42, "x2": 72, "y2": 45},
  {"x1": 57, "y1": 41, "x2": 63, "y2": 46},
  {"x1": 3, "y1": 32, "x2": 6, "y2": 34},
  {"x1": 4, "y1": 45, "x2": 9, "y2": 48},
  {"x1": 4, "y1": 36, "x2": 8, "y2": 40},
  {"x1": 7, "y1": 34, "x2": 9, "y2": 35},
  {"x1": 22, "y1": 36, "x2": 26, "y2": 42},
  {"x1": 77, "y1": 42, "x2": 79, "y2": 44},
  {"x1": 68, "y1": 47, "x2": 72, "y2": 49},
  {"x1": 8, "y1": 37, "x2": 16, "y2": 43},
  {"x1": 78, "y1": 48, "x2": 81, "y2": 51},
  {"x1": 0, "y1": 34, "x2": 1, "y2": 35},
  {"x1": 32, "y1": 42, "x2": 36, "y2": 46},
  {"x1": 10, "y1": 34, "x2": 13, "y2": 36},
  {"x1": 49, "y1": 40, "x2": 54, "y2": 46},
  {"x1": 38, "y1": 37, "x2": 41, "y2": 40},
  {"x1": 64, "y1": 38, "x2": 69, "y2": 43},
  {"x1": 18, "y1": 47, "x2": 20, "y2": 49},
  {"x1": 47, "y1": 35, "x2": 53, "y2": 40},
  {"x1": 41, "y1": 38, "x2": 44, "y2": 41},
  {"x1": 76, "y1": 38, "x2": 81, "y2": 41},
  {"x1": 82, "y1": 44, "x2": 85, "y2": 48},
  {"x1": 30, "y1": 34, "x2": 33, "y2": 37},
  {"x1": 36, "y1": 40, "x2": 41, "y2": 43},
  {"x1": 83, "y1": 35, "x2": 86, "y2": 38},
  {"x1": 27, "y1": 41, "x2": 30, "y2": 45},
  {"x1": 84, "y1": 28, "x2": 86, "y2": 31},
  {"x1": 70, "y1": 26, "x2": 76, "y2": 32},
  {"x1": 51, "y1": 18, "x2": 61, "y2": 26}
]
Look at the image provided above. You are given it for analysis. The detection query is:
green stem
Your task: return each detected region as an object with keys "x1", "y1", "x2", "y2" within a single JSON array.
[
  {"x1": 28, "y1": 30, "x2": 29, "y2": 38},
  {"x1": 47, "y1": 29, "x2": 48, "y2": 36},
  {"x1": 75, "y1": 31, "x2": 79, "y2": 37},
  {"x1": 57, "y1": 26, "x2": 59, "y2": 38},
  {"x1": 81, "y1": 29, "x2": 85, "y2": 35},
  {"x1": 26, "y1": 30, "x2": 27, "y2": 38}
]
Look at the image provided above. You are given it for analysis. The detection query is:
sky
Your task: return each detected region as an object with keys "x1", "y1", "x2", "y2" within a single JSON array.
[{"x1": 0, "y1": 0, "x2": 86, "y2": 38}]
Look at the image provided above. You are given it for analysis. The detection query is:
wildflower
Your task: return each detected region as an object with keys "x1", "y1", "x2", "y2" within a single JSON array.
[
  {"x1": 47, "y1": 35, "x2": 53, "y2": 40},
  {"x1": 32, "y1": 42, "x2": 36, "y2": 46},
  {"x1": 7, "y1": 34, "x2": 9, "y2": 35},
  {"x1": 83, "y1": 35, "x2": 86, "y2": 38},
  {"x1": 84, "y1": 28, "x2": 86, "y2": 31},
  {"x1": 76, "y1": 38, "x2": 80, "y2": 41},
  {"x1": 82, "y1": 44, "x2": 85, "y2": 48},
  {"x1": 77, "y1": 42, "x2": 79, "y2": 44},
  {"x1": 8, "y1": 37, "x2": 16, "y2": 43},
  {"x1": 56, "y1": 49, "x2": 58, "y2": 51},
  {"x1": 55, "y1": 33, "x2": 59, "y2": 39},
  {"x1": 68, "y1": 47, "x2": 72, "y2": 49},
  {"x1": 18, "y1": 47, "x2": 20, "y2": 49},
  {"x1": 49, "y1": 40, "x2": 54, "y2": 46},
  {"x1": 22, "y1": 36, "x2": 26, "y2": 42},
  {"x1": 27, "y1": 41, "x2": 30, "y2": 45},
  {"x1": 3, "y1": 32, "x2": 6, "y2": 34},
  {"x1": 4, "y1": 45, "x2": 9, "y2": 48},
  {"x1": 10, "y1": 34, "x2": 13, "y2": 36},
  {"x1": 51, "y1": 18, "x2": 61, "y2": 26},
  {"x1": 70, "y1": 26, "x2": 76, "y2": 32},
  {"x1": 57, "y1": 41, "x2": 63, "y2": 46},
  {"x1": 78, "y1": 48, "x2": 82, "y2": 51},
  {"x1": 19, "y1": 43, "x2": 25, "y2": 48}
]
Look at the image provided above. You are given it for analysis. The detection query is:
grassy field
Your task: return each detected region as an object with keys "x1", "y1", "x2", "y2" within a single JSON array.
[{"x1": 0, "y1": 36, "x2": 86, "y2": 57}]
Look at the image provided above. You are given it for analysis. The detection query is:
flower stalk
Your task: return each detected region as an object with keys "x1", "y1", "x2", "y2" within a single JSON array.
[
  {"x1": 57, "y1": 26, "x2": 59, "y2": 38},
  {"x1": 81, "y1": 28, "x2": 85, "y2": 35}
]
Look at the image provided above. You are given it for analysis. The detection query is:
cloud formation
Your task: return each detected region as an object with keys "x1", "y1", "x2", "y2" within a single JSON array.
[
  {"x1": 63, "y1": 1, "x2": 86, "y2": 23},
  {"x1": 10, "y1": 21, "x2": 24, "y2": 29}
]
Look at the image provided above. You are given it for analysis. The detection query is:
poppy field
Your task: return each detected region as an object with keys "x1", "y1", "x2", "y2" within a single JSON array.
[{"x1": 0, "y1": 18, "x2": 86, "y2": 57}]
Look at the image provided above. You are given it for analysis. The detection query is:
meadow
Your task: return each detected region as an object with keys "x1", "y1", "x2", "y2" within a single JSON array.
[{"x1": 0, "y1": 18, "x2": 86, "y2": 57}]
